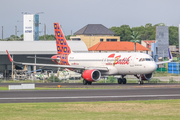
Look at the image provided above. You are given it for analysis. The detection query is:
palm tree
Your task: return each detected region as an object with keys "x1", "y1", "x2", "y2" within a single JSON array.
[{"x1": 131, "y1": 31, "x2": 139, "y2": 40}]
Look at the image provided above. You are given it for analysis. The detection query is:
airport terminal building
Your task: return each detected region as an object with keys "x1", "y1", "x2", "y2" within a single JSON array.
[{"x1": 0, "y1": 40, "x2": 88, "y2": 78}]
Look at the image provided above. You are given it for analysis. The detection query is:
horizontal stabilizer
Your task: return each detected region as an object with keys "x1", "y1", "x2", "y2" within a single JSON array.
[{"x1": 27, "y1": 56, "x2": 57, "y2": 60}]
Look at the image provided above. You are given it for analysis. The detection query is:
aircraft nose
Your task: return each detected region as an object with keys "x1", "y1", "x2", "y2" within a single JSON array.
[{"x1": 149, "y1": 62, "x2": 157, "y2": 72}]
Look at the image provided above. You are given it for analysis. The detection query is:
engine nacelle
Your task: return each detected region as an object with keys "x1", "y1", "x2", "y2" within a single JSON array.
[
  {"x1": 141, "y1": 73, "x2": 153, "y2": 80},
  {"x1": 135, "y1": 73, "x2": 153, "y2": 81},
  {"x1": 82, "y1": 69, "x2": 101, "y2": 82}
]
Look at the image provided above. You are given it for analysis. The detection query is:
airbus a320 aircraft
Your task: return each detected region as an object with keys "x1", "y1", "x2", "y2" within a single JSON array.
[{"x1": 6, "y1": 23, "x2": 172, "y2": 85}]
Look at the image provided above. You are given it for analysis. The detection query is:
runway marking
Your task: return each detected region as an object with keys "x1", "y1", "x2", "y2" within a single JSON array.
[{"x1": 1, "y1": 94, "x2": 180, "y2": 100}]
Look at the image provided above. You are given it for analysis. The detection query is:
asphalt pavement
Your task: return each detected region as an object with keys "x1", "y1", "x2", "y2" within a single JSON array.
[{"x1": 0, "y1": 87, "x2": 180, "y2": 103}]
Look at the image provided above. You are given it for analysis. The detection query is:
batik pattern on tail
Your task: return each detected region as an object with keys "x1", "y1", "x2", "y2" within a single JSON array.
[
  {"x1": 54, "y1": 23, "x2": 71, "y2": 55},
  {"x1": 53, "y1": 23, "x2": 71, "y2": 65}
]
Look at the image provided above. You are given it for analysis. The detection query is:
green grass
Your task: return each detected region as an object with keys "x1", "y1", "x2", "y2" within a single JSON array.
[
  {"x1": 153, "y1": 71, "x2": 180, "y2": 77},
  {"x1": 0, "y1": 100, "x2": 180, "y2": 120},
  {"x1": 0, "y1": 87, "x2": 8, "y2": 90}
]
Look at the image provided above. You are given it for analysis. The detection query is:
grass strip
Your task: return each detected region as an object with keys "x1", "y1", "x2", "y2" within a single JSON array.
[{"x1": 0, "y1": 99, "x2": 180, "y2": 120}]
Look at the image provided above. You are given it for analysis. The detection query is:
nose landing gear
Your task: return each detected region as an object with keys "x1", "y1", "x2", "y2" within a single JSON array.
[
  {"x1": 135, "y1": 75, "x2": 144, "y2": 85},
  {"x1": 138, "y1": 75, "x2": 144, "y2": 85}
]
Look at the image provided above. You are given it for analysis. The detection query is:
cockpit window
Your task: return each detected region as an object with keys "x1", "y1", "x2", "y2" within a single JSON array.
[{"x1": 146, "y1": 58, "x2": 151, "y2": 61}]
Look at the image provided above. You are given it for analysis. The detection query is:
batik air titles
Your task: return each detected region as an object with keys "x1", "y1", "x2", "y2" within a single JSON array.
[{"x1": 6, "y1": 23, "x2": 172, "y2": 85}]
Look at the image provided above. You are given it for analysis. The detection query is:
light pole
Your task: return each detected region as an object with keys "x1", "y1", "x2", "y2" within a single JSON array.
[
  {"x1": 35, "y1": 12, "x2": 44, "y2": 15},
  {"x1": 39, "y1": 23, "x2": 46, "y2": 40},
  {"x1": 1, "y1": 26, "x2": 3, "y2": 40},
  {"x1": 16, "y1": 21, "x2": 23, "y2": 40}
]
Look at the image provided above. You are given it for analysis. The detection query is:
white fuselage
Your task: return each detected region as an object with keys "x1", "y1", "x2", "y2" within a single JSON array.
[{"x1": 68, "y1": 52, "x2": 157, "y2": 75}]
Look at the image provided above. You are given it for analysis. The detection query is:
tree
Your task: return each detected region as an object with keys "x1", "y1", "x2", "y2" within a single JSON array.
[
  {"x1": 65, "y1": 35, "x2": 71, "y2": 40},
  {"x1": 132, "y1": 23, "x2": 156, "y2": 40},
  {"x1": 111, "y1": 23, "x2": 167, "y2": 41},
  {"x1": 131, "y1": 31, "x2": 139, "y2": 40},
  {"x1": 110, "y1": 25, "x2": 132, "y2": 41},
  {"x1": 39, "y1": 34, "x2": 72, "y2": 40},
  {"x1": 110, "y1": 23, "x2": 179, "y2": 47},
  {"x1": 20, "y1": 34, "x2": 23, "y2": 39},
  {"x1": 39, "y1": 34, "x2": 55, "y2": 40},
  {"x1": 169, "y1": 26, "x2": 178, "y2": 47}
]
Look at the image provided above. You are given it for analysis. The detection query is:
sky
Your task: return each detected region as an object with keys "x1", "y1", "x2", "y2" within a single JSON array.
[{"x1": 0, "y1": 0, "x2": 180, "y2": 38}]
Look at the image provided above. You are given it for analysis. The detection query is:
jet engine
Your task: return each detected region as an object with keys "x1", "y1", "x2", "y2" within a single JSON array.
[
  {"x1": 141, "y1": 73, "x2": 153, "y2": 80},
  {"x1": 82, "y1": 69, "x2": 101, "y2": 82},
  {"x1": 135, "y1": 73, "x2": 153, "y2": 80}
]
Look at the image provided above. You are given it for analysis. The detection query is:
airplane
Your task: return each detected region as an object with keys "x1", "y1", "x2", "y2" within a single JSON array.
[{"x1": 6, "y1": 23, "x2": 173, "y2": 85}]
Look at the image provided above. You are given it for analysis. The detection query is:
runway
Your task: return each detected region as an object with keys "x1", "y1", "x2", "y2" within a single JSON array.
[
  {"x1": 1, "y1": 83, "x2": 180, "y2": 88},
  {"x1": 0, "y1": 87, "x2": 180, "y2": 103}
]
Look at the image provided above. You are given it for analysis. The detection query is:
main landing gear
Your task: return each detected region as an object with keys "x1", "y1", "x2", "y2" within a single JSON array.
[
  {"x1": 118, "y1": 75, "x2": 127, "y2": 84},
  {"x1": 83, "y1": 79, "x2": 92, "y2": 85}
]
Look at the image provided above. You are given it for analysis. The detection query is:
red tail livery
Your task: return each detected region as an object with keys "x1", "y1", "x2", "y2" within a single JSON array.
[
  {"x1": 54, "y1": 23, "x2": 71, "y2": 55},
  {"x1": 51, "y1": 23, "x2": 71, "y2": 65}
]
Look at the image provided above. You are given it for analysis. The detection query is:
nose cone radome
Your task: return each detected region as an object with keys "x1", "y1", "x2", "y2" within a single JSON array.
[{"x1": 149, "y1": 62, "x2": 157, "y2": 72}]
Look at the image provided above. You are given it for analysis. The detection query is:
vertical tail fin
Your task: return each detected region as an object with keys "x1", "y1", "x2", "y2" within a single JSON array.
[{"x1": 54, "y1": 23, "x2": 71, "y2": 55}]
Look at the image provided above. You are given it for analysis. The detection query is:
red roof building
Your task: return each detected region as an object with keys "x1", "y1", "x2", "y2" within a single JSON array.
[
  {"x1": 141, "y1": 40, "x2": 156, "y2": 49},
  {"x1": 88, "y1": 41, "x2": 150, "y2": 52}
]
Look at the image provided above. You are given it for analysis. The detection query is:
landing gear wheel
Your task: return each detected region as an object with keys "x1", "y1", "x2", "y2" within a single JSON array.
[
  {"x1": 122, "y1": 78, "x2": 127, "y2": 84},
  {"x1": 83, "y1": 79, "x2": 88, "y2": 85},
  {"x1": 138, "y1": 81, "x2": 140, "y2": 85},
  {"x1": 138, "y1": 81, "x2": 144, "y2": 85},
  {"x1": 138, "y1": 74, "x2": 144, "y2": 85},
  {"x1": 118, "y1": 78, "x2": 122, "y2": 84},
  {"x1": 88, "y1": 82, "x2": 92, "y2": 85}
]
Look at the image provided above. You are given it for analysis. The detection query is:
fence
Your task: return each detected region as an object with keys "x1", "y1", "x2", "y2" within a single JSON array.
[{"x1": 168, "y1": 62, "x2": 180, "y2": 74}]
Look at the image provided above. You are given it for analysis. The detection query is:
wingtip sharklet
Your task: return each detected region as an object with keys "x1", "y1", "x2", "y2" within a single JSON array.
[
  {"x1": 168, "y1": 48, "x2": 172, "y2": 61},
  {"x1": 6, "y1": 50, "x2": 13, "y2": 62}
]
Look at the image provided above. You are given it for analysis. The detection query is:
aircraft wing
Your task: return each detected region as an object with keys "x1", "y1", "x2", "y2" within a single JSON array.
[
  {"x1": 156, "y1": 48, "x2": 173, "y2": 65},
  {"x1": 6, "y1": 50, "x2": 109, "y2": 71},
  {"x1": 156, "y1": 60, "x2": 172, "y2": 65}
]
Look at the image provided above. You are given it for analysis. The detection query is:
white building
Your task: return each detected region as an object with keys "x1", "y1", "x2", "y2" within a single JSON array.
[{"x1": 23, "y1": 14, "x2": 39, "y2": 41}]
